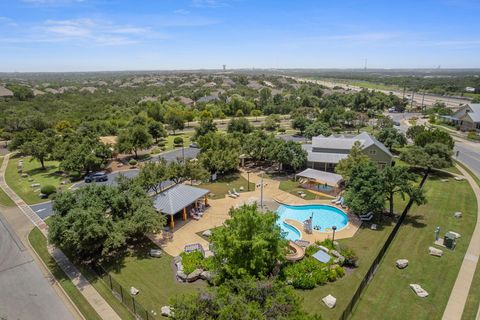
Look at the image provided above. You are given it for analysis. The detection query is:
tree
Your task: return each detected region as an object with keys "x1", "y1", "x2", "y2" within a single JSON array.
[
  {"x1": 20, "y1": 132, "x2": 54, "y2": 170},
  {"x1": 401, "y1": 143, "x2": 453, "y2": 170},
  {"x1": 414, "y1": 128, "x2": 454, "y2": 150},
  {"x1": 48, "y1": 178, "x2": 164, "y2": 262},
  {"x1": 148, "y1": 121, "x2": 167, "y2": 143},
  {"x1": 227, "y1": 117, "x2": 253, "y2": 134},
  {"x1": 210, "y1": 204, "x2": 287, "y2": 280},
  {"x1": 304, "y1": 121, "x2": 332, "y2": 139},
  {"x1": 171, "y1": 278, "x2": 318, "y2": 320},
  {"x1": 60, "y1": 136, "x2": 112, "y2": 174},
  {"x1": 335, "y1": 141, "x2": 371, "y2": 180},
  {"x1": 343, "y1": 162, "x2": 385, "y2": 215},
  {"x1": 198, "y1": 132, "x2": 240, "y2": 174},
  {"x1": 117, "y1": 125, "x2": 153, "y2": 159},
  {"x1": 184, "y1": 160, "x2": 210, "y2": 183},
  {"x1": 406, "y1": 125, "x2": 426, "y2": 140},
  {"x1": 291, "y1": 115, "x2": 311, "y2": 135},
  {"x1": 263, "y1": 114, "x2": 280, "y2": 131},
  {"x1": 135, "y1": 161, "x2": 168, "y2": 194},
  {"x1": 375, "y1": 127, "x2": 407, "y2": 151},
  {"x1": 194, "y1": 118, "x2": 217, "y2": 139},
  {"x1": 250, "y1": 109, "x2": 262, "y2": 121},
  {"x1": 275, "y1": 140, "x2": 307, "y2": 171},
  {"x1": 164, "y1": 108, "x2": 185, "y2": 134},
  {"x1": 381, "y1": 166, "x2": 426, "y2": 215}
]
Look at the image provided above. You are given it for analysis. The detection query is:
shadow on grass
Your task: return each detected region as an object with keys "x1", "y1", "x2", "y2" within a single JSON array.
[{"x1": 102, "y1": 237, "x2": 158, "y2": 274}]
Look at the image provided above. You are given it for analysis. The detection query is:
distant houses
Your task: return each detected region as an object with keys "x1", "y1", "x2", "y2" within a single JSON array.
[
  {"x1": 0, "y1": 85, "x2": 13, "y2": 98},
  {"x1": 302, "y1": 132, "x2": 393, "y2": 172},
  {"x1": 441, "y1": 103, "x2": 480, "y2": 132}
]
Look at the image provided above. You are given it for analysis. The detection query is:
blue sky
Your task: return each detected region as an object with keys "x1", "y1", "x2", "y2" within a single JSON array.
[{"x1": 0, "y1": 0, "x2": 479, "y2": 71}]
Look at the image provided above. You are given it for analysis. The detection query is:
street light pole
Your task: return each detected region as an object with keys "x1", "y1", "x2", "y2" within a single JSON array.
[
  {"x1": 260, "y1": 173, "x2": 264, "y2": 209},
  {"x1": 247, "y1": 171, "x2": 250, "y2": 191},
  {"x1": 332, "y1": 225, "x2": 337, "y2": 242}
]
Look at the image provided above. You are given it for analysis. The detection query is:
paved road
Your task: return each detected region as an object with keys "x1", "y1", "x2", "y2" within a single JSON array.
[
  {"x1": 455, "y1": 139, "x2": 480, "y2": 178},
  {"x1": 0, "y1": 210, "x2": 74, "y2": 320}
]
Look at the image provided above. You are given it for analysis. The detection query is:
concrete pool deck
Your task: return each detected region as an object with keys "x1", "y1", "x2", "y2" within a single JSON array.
[{"x1": 152, "y1": 171, "x2": 361, "y2": 256}]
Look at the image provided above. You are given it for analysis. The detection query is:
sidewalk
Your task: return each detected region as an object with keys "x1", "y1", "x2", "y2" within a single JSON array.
[
  {"x1": 442, "y1": 164, "x2": 480, "y2": 320},
  {"x1": 0, "y1": 154, "x2": 121, "y2": 320}
]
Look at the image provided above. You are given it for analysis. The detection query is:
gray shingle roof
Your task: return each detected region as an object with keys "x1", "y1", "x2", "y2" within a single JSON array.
[
  {"x1": 467, "y1": 104, "x2": 480, "y2": 122},
  {"x1": 153, "y1": 184, "x2": 210, "y2": 215},
  {"x1": 296, "y1": 168, "x2": 343, "y2": 186},
  {"x1": 0, "y1": 85, "x2": 13, "y2": 97}
]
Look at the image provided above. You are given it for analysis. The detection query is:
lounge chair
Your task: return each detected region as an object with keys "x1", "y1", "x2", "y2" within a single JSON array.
[
  {"x1": 331, "y1": 196, "x2": 341, "y2": 203},
  {"x1": 360, "y1": 214, "x2": 374, "y2": 221},
  {"x1": 359, "y1": 212, "x2": 373, "y2": 218},
  {"x1": 233, "y1": 188, "x2": 240, "y2": 197},
  {"x1": 228, "y1": 190, "x2": 237, "y2": 198},
  {"x1": 335, "y1": 197, "x2": 344, "y2": 205}
]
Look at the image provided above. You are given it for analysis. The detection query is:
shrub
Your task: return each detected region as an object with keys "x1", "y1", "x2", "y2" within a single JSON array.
[
  {"x1": 158, "y1": 140, "x2": 166, "y2": 147},
  {"x1": 151, "y1": 147, "x2": 162, "y2": 154},
  {"x1": 41, "y1": 185, "x2": 56, "y2": 196},
  {"x1": 129, "y1": 159, "x2": 138, "y2": 166},
  {"x1": 305, "y1": 244, "x2": 320, "y2": 257},
  {"x1": 69, "y1": 171, "x2": 82, "y2": 181},
  {"x1": 180, "y1": 251, "x2": 213, "y2": 275},
  {"x1": 318, "y1": 238, "x2": 335, "y2": 250},
  {"x1": 282, "y1": 258, "x2": 330, "y2": 289},
  {"x1": 467, "y1": 131, "x2": 479, "y2": 140},
  {"x1": 278, "y1": 128, "x2": 286, "y2": 133},
  {"x1": 173, "y1": 137, "x2": 184, "y2": 145},
  {"x1": 341, "y1": 248, "x2": 359, "y2": 267}
]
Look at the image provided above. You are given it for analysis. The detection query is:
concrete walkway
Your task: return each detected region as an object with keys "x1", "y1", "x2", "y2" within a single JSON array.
[
  {"x1": 442, "y1": 164, "x2": 480, "y2": 320},
  {"x1": 0, "y1": 154, "x2": 121, "y2": 320}
]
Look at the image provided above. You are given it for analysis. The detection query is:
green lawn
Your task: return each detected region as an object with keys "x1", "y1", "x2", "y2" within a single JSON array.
[
  {"x1": 456, "y1": 162, "x2": 480, "y2": 320},
  {"x1": 0, "y1": 157, "x2": 15, "y2": 206},
  {"x1": 199, "y1": 173, "x2": 255, "y2": 199},
  {"x1": 279, "y1": 179, "x2": 332, "y2": 200},
  {"x1": 163, "y1": 132, "x2": 194, "y2": 151},
  {"x1": 351, "y1": 174, "x2": 477, "y2": 319},
  {"x1": 28, "y1": 227, "x2": 102, "y2": 320},
  {"x1": 102, "y1": 238, "x2": 206, "y2": 317},
  {"x1": 5, "y1": 155, "x2": 72, "y2": 205}
]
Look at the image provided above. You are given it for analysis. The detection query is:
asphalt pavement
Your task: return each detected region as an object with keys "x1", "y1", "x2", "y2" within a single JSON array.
[{"x1": 0, "y1": 210, "x2": 74, "y2": 320}]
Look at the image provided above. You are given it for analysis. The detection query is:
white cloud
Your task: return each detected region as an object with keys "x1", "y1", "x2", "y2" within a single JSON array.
[
  {"x1": 0, "y1": 16, "x2": 18, "y2": 27},
  {"x1": 174, "y1": 9, "x2": 190, "y2": 15},
  {"x1": 191, "y1": 0, "x2": 227, "y2": 8}
]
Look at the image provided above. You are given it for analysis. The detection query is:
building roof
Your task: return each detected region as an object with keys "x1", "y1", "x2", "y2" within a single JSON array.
[
  {"x1": 303, "y1": 144, "x2": 348, "y2": 164},
  {"x1": 153, "y1": 184, "x2": 210, "y2": 215},
  {"x1": 296, "y1": 168, "x2": 343, "y2": 186},
  {"x1": 197, "y1": 95, "x2": 219, "y2": 103},
  {"x1": 0, "y1": 85, "x2": 13, "y2": 97},
  {"x1": 467, "y1": 104, "x2": 480, "y2": 122}
]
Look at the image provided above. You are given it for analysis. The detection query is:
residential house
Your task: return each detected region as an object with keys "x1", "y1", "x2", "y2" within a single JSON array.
[
  {"x1": 441, "y1": 103, "x2": 480, "y2": 132},
  {"x1": 302, "y1": 132, "x2": 393, "y2": 172}
]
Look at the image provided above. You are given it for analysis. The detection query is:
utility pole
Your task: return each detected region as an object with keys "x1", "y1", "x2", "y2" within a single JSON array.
[
  {"x1": 260, "y1": 173, "x2": 264, "y2": 209},
  {"x1": 410, "y1": 90, "x2": 415, "y2": 109},
  {"x1": 421, "y1": 90, "x2": 426, "y2": 112}
]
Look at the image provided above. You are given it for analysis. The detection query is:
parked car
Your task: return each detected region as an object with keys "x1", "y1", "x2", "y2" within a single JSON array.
[
  {"x1": 84, "y1": 171, "x2": 108, "y2": 183},
  {"x1": 393, "y1": 121, "x2": 401, "y2": 126},
  {"x1": 189, "y1": 142, "x2": 199, "y2": 148}
]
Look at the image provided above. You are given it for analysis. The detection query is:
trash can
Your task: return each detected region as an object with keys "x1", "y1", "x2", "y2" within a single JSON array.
[{"x1": 444, "y1": 232, "x2": 456, "y2": 250}]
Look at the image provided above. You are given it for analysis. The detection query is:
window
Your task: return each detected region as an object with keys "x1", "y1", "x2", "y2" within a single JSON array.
[
  {"x1": 378, "y1": 162, "x2": 387, "y2": 170},
  {"x1": 369, "y1": 149, "x2": 377, "y2": 155}
]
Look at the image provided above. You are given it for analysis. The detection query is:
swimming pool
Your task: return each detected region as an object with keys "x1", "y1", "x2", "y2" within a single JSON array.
[{"x1": 276, "y1": 204, "x2": 348, "y2": 241}]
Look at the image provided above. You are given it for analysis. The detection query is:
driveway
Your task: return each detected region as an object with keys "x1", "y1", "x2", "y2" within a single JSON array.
[
  {"x1": 0, "y1": 210, "x2": 74, "y2": 320},
  {"x1": 151, "y1": 146, "x2": 200, "y2": 163}
]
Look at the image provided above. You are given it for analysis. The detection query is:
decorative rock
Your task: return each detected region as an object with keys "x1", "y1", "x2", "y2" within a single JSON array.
[
  {"x1": 149, "y1": 249, "x2": 163, "y2": 257},
  {"x1": 322, "y1": 294, "x2": 337, "y2": 308},
  {"x1": 454, "y1": 176, "x2": 464, "y2": 181},
  {"x1": 176, "y1": 261, "x2": 183, "y2": 272},
  {"x1": 28, "y1": 178, "x2": 34, "y2": 182},
  {"x1": 202, "y1": 229, "x2": 212, "y2": 237},
  {"x1": 396, "y1": 259, "x2": 409, "y2": 269},
  {"x1": 173, "y1": 255, "x2": 182, "y2": 264},
  {"x1": 31, "y1": 183, "x2": 40, "y2": 188},
  {"x1": 176, "y1": 271, "x2": 187, "y2": 282},
  {"x1": 410, "y1": 284, "x2": 429, "y2": 298},
  {"x1": 186, "y1": 268, "x2": 203, "y2": 282},
  {"x1": 130, "y1": 287, "x2": 139, "y2": 295},
  {"x1": 21, "y1": 173, "x2": 28, "y2": 178},
  {"x1": 370, "y1": 224, "x2": 377, "y2": 230},
  {"x1": 454, "y1": 211, "x2": 462, "y2": 218},
  {"x1": 319, "y1": 245, "x2": 330, "y2": 253},
  {"x1": 448, "y1": 231, "x2": 461, "y2": 239},
  {"x1": 239, "y1": 186, "x2": 244, "y2": 191},
  {"x1": 429, "y1": 246, "x2": 443, "y2": 257},
  {"x1": 200, "y1": 270, "x2": 212, "y2": 281},
  {"x1": 330, "y1": 250, "x2": 341, "y2": 258},
  {"x1": 161, "y1": 306, "x2": 173, "y2": 317},
  {"x1": 60, "y1": 180, "x2": 68, "y2": 185}
]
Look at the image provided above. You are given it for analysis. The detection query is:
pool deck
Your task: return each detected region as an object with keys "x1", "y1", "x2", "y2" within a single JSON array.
[{"x1": 151, "y1": 170, "x2": 361, "y2": 256}]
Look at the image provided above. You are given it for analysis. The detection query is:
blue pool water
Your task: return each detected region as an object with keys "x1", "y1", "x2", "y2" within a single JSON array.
[{"x1": 276, "y1": 204, "x2": 348, "y2": 241}]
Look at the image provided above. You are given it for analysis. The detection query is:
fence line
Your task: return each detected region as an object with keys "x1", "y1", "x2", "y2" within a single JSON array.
[
  {"x1": 339, "y1": 171, "x2": 429, "y2": 320},
  {"x1": 92, "y1": 265, "x2": 157, "y2": 320}
]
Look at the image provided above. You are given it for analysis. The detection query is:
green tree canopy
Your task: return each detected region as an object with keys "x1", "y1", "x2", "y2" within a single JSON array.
[
  {"x1": 198, "y1": 132, "x2": 241, "y2": 174},
  {"x1": 304, "y1": 121, "x2": 332, "y2": 139},
  {"x1": 116, "y1": 125, "x2": 153, "y2": 159},
  {"x1": 164, "y1": 108, "x2": 185, "y2": 134},
  {"x1": 375, "y1": 127, "x2": 407, "y2": 151},
  {"x1": 194, "y1": 118, "x2": 217, "y2": 139},
  {"x1": 227, "y1": 117, "x2": 254, "y2": 134},
  {"x1": 210, "y1": 204, "x2": 287, "y2": 280},
  {"x1": 335, "y1": 141, "x2": 371, "y2": 180}
]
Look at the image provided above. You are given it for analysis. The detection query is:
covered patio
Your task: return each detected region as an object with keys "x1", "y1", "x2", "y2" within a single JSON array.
[
  {"x1": 295, "y1": 168, "x2": 344, "y2": 197},
  {"x1": 153, "y1": 184, "x2": 210, "y2": 229}
]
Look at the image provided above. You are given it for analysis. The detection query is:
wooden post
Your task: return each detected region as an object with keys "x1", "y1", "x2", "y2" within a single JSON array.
[
  {"x1": 204, "y1": 195, "x2": 208, "y2": 206},
  {"x1": 183, "y1": 207, "x2": 187, "y2": 221},
  {"x1": 170, "y1": 215, "x2": 174, "y2": 229}
]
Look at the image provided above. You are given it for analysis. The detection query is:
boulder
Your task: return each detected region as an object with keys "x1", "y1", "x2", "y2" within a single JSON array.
[
  {"x1": 319, "y1": 245, "x2": 330, "y2": 253},
  {"x1": 322, "y1": 294, "x2": 337, "y2": 308},
  {"x1": 161, "y1": 306, "x2": 173, "y2": 317},
  {"x1": 370, "y1": 224, "x2": 377, "y2": 230},
  {"x1": 333, "y1": 241, "x2": 341, "y2": 251},
  {"x1": 149, "y1": 249, "x2": 163, "y2": 257},
  {"x1": 176, "y1": 271, "x2": 187, "y2": 282},
  {"x1": 173, "y1": 255, "x2": 182, "y2": 264},
  {"x1": 176, "y1": 261, "x2": 183, "y2": 272},
  {"x1": 429, "y1": 246, "x2": 443, "y2": 257},
  {"x1": 454, "y1": 212, "x2": 462, "y2": 218},
  {"x1": 448, "y1": 231, "x2": 461, "y2": 239},
  {"x1": 21, "y1": 173, "x2": 28, "y2": 178},
  {"x1": 130, "y1": 287, "x2": 139, "y2": 295},
  {"x1": 187, "y1": 268, "x2": 203, "y2": 282},
  {"x1": 200, "y1": 270, "x2": 213, "y2": 281},
  {"x1": 202, "y1": 229, "x2": 212, "y2": 237},
  {"x1": 31, "y1": 183, "x2": 40, "y2": 188},
  {"x1": 396, "y1": 259, "x2": 409, "y2": 269},
  {"x1": 330, "y1": 250, "x2": 341, "y2": 258},
  {"x1": 410, "y1": 284, "x2": 429, "y2": 298}
]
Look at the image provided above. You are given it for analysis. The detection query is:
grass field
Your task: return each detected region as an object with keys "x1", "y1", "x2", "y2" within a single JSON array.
[
  {"x1": 102, "y1": 238, "x2": 206, "y2": 317},
  {"x1": 199, "y1": 173, "x2": 255, "y2": 199},
  {"x1": 0, "y1": 157, "x2": 15, "y2": 206},
  {"x1": 351, "y1": 173, "x2": 477, "y2": 319},
  {"x1": 163, "y1": 132, "x2": 194, "y2": 151},
  {"x1": 28, "y1": 227, "x2": 102, "y2": 320},
  {"x1": 5, "y1": 155, "x2": 72, "y2": 205}
]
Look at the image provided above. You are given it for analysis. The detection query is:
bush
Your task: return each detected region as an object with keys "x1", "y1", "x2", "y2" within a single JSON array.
[
  {"x1": 341, "y1": 248, "x2": 359, "y2": 267},
  {"x1": 282, "y1": 258, "x2": 331, "y2": 289},
  {"x1": 173, "y1": 137, "x2": 184, "y2": 145},
  {"x1": 278, "y1": 128, "x2": 286, "y2": 133},
  {"x1": 180, "y1": 251, "x2": 213, "y2": 275},
  {"x1": 158, "y1": 140, "x2": 166, "y2": 147},
  {"x1": 40, "y1": 185, "x2": 56, "y2": 196},
  {"x1": 151, "y1": 146, "x2": 162, "y2": 154},
  {"x1": 129, "y1": 159, "x2": 138, "y2": 166},
  {"x1": 467, "y1": 131, "x2": 479, "y2": 140},
  {"x1": 69, "y1": 171, "x2": 82, "y2": 181},
  {"x1": 318, "y1": 238, "x2": 335, "y2": 250}
]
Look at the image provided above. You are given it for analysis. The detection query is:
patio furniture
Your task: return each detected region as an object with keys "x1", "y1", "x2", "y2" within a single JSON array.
[
  {"x1": 359, "y1": 212, "x2": 373, "y2": 218},
  {"x1": 233, "y1": 188, "x2": 240, "y2": 197},
  {"x1": 360, "y1": 214, "x2": 373, "y2": 221},
  {"x1": 228, "y1": 190, "x2": 237, "y2": 198},
  {"x1": 335, "y1": 197, "x2": 344, "y2": 205}
]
